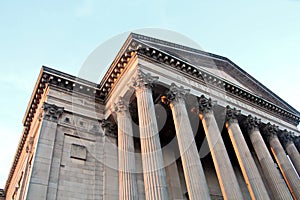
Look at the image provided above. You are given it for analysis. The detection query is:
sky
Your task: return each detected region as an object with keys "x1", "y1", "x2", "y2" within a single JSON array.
[{"x1": 0, "y1": 0, "x2": 300, "y2": 188}]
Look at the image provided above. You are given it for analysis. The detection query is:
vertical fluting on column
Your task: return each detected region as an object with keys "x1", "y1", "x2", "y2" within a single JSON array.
[
  {"x1": 196, "y1": 95, "x2": 243, "y2": 200},
  {"x1": 112, "y1": 97, "x2": 138, "y2": 200},
  {"x1": 264, "y1": 123, "x2": 300, "y2": 199},
  {"x1": 245, "y1": 116, "x2": 292, "y2": 200},
  {"x1": 225, "y1": 106, "x2": 270, "y2": 200},
  {"x1": 278, "y1": 131, "x2": 300, "y2": 176},
  {"x1": 294, "y1": 136, "x2": 300, "y2": 152},
  {"x1": 163, "y1": 84, "x2": 210, "y2": 200},
  {"x1": 131, "y1": 71, "x2": 169, "y2": 200}
]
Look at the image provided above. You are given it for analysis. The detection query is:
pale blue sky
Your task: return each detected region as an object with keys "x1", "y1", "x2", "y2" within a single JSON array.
[{"x1": 1, "y1": 0, "x2": 300, "y2": 187}]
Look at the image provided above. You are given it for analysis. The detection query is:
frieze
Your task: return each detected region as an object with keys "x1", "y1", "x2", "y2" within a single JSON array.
[{"x1": 59, "y1": 113, "x2": 102, "y2": 135}]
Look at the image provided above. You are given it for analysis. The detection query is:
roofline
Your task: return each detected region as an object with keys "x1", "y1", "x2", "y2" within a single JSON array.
[{"x1": 130, "y1": 33, "x2": 300, "y2": 115}]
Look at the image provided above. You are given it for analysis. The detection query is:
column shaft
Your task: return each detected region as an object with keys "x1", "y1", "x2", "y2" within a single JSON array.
[
  {"x1": 202, "y1": 112, "x2": 244, "y2": 200},
  {"x1": 269, "y1": 136, "x2": 300, "y2": 199},
  {"x1": 198, "y1": 96, "x2": 243, "y2": 200},
  {"x1": 247, "y1": 127, "x2": 291, "y2": 199},
  {"x1": 134, "y1": 75, "x2": 169, "y2": 200},
  {"x1": 226, "y1": 107, "x2": 270, "y2": 200},
  {"x1": 286, "y1": 142, "x2": 300, "y2": 176},
  {"x1": 170, "y1": 98, "x2": 210, "y2": 200},
  {"x1": 114, "y1": 99, "x2": 138, "y2": 200}
]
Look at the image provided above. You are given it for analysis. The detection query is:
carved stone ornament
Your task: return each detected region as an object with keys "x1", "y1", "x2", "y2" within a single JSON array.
[
  {"x1": 263, "y1": 123, "x2": 279, "y2": 142},
  {"x1": 100, "y1": 119, "x2": 117, "y2": 138},
  {"x1": 162, "y1": 83, "x2": 190, "y2": 105},
  {"x1": 198, "y1": 95, "x2": 217, "y2": 114},
  {"x1": 131, "y1": 70, "x2": 158, "y2": 90},
  {"x1": 294, "y1": 136, "x2": 300, "y2": 151},
  {"x1": 225, "y1": 106, "x2": 241, "y2": 124},
  {"x1": 245, "y1": 115, "x2": 261, "y2": 133},
  {"x1": 278, "y1": 130, "x2": 295, "y2": 147},
  {"x1": 42, "y1": 102, "x2": 64, "y2": 122},
  {"x1": 112, "y1": 97, "x2": 129, "y2": 113}
]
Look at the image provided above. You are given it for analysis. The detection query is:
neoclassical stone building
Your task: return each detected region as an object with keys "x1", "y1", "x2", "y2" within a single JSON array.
[{"x1": 3, "y1": 33, "x2": 300, "y2": 200}]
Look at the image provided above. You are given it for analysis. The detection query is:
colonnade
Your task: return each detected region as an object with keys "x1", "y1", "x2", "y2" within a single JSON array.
[{"x1": 110, "y1": 71, "x2": 300, "y2": 200}]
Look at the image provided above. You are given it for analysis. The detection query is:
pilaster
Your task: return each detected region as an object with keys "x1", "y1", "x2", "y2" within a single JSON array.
[{"x1": 26, "y1": 103, "x2": 64, "y2": 200}]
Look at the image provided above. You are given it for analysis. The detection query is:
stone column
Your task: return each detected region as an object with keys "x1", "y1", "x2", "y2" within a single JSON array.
[
  {"x1": 294, "y1": 136, "x2": 300, "y2": 152},
  {"x1": 131, "y1": 71, "x2": 169, "y2": 200},
  {"x1": 279, "y1": 131, "x2": 300, "y2": 176},
  {"x1": 26, "y1": 103, "x2": 64, "y2": 200},
  {"x1": 225, "y1": 106, "x2": 270, "y2": 200},
  {"x1": 245, "y1": 116, "x2": 292, "y2": 199},
  {"x1": 196, "y1": 95, "x2": 243, "y2": 200},
  {"x1": 112, "y1": 97, "x2": 138, "y2": 200},
  {"x1": 264, "y1": 123, "x2": 300, "y2": 199},
  {"x1": 163, "y1": 84, "x2": 210, "y2": 200}
]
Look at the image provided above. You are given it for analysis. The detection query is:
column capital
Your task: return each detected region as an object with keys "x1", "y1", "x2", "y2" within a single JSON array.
[
  {"x1": 245, "y1": 115, "x2": 261, "y2": 133},
  {"x1": 294, "y1": 136, "x2": 300, "y2": 151},
  {"x1": 100, "y1": 119, "x2": 117, "y2": 137},
  {"x1": 131, "y1": 70, "x2": 158, "y2": 91},
  {"x1": 263, "y1": 123, "x2": 279, "y2": 142},
  {"x1": 112, "y1": 97, "x2": 129, "y2": 114},
  {"x1": 161, "y1": 83, "x2": 190, "y2": 105},
  {"x1": 225, "y1": 106, "x2": 241, "y2": 124},
  {"x1": 278, "y1": 130, "x2": 295, "y2": 147},
  {"x1": 198, "y1": 95, "x2": 217, "y2": 115},
  {"x1": 42, "y1": 102, "x2": 64, "y2": 122}
]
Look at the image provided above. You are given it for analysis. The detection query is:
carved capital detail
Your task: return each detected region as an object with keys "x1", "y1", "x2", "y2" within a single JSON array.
[
  {"x1": 162, "y1": 83, "x2": 190, "y2": 105},
  {"x1": 245, "y1": 115, "x2": 261, "y2": 133},
  {"x1": 278, "y1": 130, "x2": 295, "y2": 147},
  {"x1": 263, "y1": 123, "x2": 279, "y2": 142},
  {"x1": 112, "y1": 97, "x2": 129, "y2": 114},
  {"x1": 198, "y1": 95, "x2": 216, "y2": 114},
  {"x1": 294, "y1": 136, "x2": 300, "y2": 151},
  {"x1": 100, "y1": 119, "x2": 117, "y2": 138},
  {"x1": 131, "y1": 70, "x2": 158, "y2": 91},
  {"x1": 42, "y1": 103, "x2": 64, "y2": 122},
  {"x1": 226, "y1": 106, "x2": 241, "y2": 124}
]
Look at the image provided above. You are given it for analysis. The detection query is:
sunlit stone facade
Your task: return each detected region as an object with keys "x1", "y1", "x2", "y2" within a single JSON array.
[{"x1": 3, "y1": 33, "x2": 300, "y2": 200}]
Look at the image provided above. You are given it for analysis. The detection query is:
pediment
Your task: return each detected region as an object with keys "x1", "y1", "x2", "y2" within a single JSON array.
[
  {"x1": 134, "y1": 34, "x2": 298, "y2": 115},
  {"x1": 97, "y1": 33, "x2": 299, "y2": 125}
]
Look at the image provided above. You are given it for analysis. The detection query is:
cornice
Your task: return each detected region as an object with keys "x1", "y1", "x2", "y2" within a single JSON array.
[
  {"x1": 133, "y1": 33, "x2": 299, "y2": 114},
  {"x1": 99, "y1": 36, "x2": 300, "y2": 126},
  {"x1": 5, "y1": 66, "x2": 104, "y2": 192}
]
